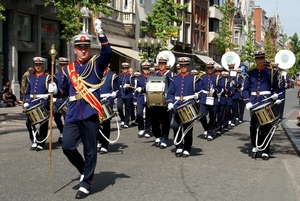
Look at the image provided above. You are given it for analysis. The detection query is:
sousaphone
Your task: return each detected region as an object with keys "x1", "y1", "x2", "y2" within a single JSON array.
[
  {"x1": 275, "y1": 50, "x2": 295, "y2": 70},
  {"x1": 156, "y1": 50, "x2": 176, "y2": 69},
  {"x1": 221, "y1": 51, "x2": 241, "y2": 71}
]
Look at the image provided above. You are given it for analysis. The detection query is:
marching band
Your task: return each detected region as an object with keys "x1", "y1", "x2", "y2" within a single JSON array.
[{"x1": 21, "y1": 18, "x2": 295, "y2": 199}]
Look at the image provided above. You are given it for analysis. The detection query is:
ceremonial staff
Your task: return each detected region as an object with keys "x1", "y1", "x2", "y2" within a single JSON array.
[{"x1": 48, "y1": 44, "x2": 57, "y2": 178}]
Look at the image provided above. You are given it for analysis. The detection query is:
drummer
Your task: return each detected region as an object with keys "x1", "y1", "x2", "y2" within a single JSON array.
[
  {"x1": 166, "y1": 57, "x2": 202, "y2": 157},
  {"x1": 97, "y1": 65, "x2": 118, "y2": 154},
  {"x1": 242, "y1": 50, "x2": 282, "y2": 160},
  {"x1": 53, "y1": 57, "x2": 69, "y2": 144},
  {"x1": 23, "y1": 57, "x2": 52, "y2": 151}
]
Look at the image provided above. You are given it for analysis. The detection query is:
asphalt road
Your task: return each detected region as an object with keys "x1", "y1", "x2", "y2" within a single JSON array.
[{"x1": 1, "y1": 88, "x2": 300, "y2": 201}]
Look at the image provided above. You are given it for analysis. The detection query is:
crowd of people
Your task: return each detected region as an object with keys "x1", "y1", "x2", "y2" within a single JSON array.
[{"x1": 18, "y1": 18, "x2": 288, "y2": 199}]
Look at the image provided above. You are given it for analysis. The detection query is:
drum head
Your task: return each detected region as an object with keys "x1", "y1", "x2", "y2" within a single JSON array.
[{"x1": 252, "y1": 102, "x2": 272, "y2": 111}]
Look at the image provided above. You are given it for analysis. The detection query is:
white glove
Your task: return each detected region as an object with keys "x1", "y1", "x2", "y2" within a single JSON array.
[
  {"x1": 133, "y1": 102, "x2": 137, "y2": 106},
  {"x1": 240, "y1": 87, "x2": 243, "y2": 91},
  {"x1": 275, "y1": 99, "x2": 282, "y2": 105},
  {"x1": 123, "y1": 84, "x2": 130, "y2": 88},
  {"x1": 193, "y1": 93, "x2": 199, "y2": 100},
  {"x1": 41, "y1": 94, "x2": 49, "y2": 100},
  {"x1": 48, "y1": 83, "x2": 58, "y2": 95},
  {"x1": 136, "y1": 87, "x2": 142, "y2": 93},
  {"x1": 53, "y1": 98, "x2": 57, "y2": 103},
  {"x1": 210, "y1": 88, "x2": 215, "y2": 94},
  {"x1": 271, "y1": 93, "x2": 278, "y2": 100},
  {"x1": 23, "y1": 103, "x2": 29, "y2": 108},
  {"x1": 94, "y1": 19, "x2": 103, "y2": 35},
  {"x1": 167, "y1": 103, "x2": 174, "y2": 110},
  {"x1": 246, "y1": 102, "x2": 253, "y2": 110},
  {"x1": 110, "y1": 91, "x2": 117, "y2": 98}
]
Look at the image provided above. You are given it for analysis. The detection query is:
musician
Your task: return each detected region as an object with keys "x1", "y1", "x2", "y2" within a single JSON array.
[
  {"x1": 23, "y1": 57, "x2": 51, "y2": 151},
  {"x1": 167, "y1": 57, "x2": 201, "y2": 157},
  {"x1": 237, "y1": 67, "x2": 245, "y2": 124},
  {"x1": 150, "y1": 56, "x2": 172, "y2": 149},
  {"x1": 191, "y1": 69, "x2": 199, "y2": 76},
  {"x1": 53, "y1": 57, "x2": 69, "y2": 144},
  {"x1": 136, "y1": 62, "x2": 151, "y2": 138},
  {"x1": 243, "y1": 50, "x2": 282, "y2": 160},
  {"x1": 48, "y1": 19, "x2": 112, "y2": 199},
  {"x1": 117, "y1": 62, "x2": 135, "y2": 128},
  {"x1": 222, "y1": 70, "x2": 234, "y2": 132},
  {"x1": 176, "y1": 64, "x2": 181, "y2": 75},
  {"x1": 199, "y1": 61, "x2": 222, "y2": 141},
  {"x1": 98, "y1": 66, "x2": 118, "y2": 154}
]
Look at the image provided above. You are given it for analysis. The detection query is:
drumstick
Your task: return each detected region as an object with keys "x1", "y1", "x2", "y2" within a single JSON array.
[{"x1": 262, "y1": 92, "x2": 283, "y2": 102}]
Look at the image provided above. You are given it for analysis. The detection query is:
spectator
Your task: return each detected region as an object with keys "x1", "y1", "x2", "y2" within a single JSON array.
[
  {"x1": 2, "y1": 80, "x2": 11, "y2": 91},
  {"x1": 2, "y1": 88, "x2": 22, "y2": 107},
  {"x1": 21, "y1": 67, "x2": 35, "y2": 95}
]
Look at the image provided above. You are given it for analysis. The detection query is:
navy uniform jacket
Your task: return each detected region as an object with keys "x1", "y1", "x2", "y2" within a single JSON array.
[
  {"x1": 118, "y1": 73, "x2": 134, "y2": 99},
  {"x1": 135, "y1": 74, "x2": 149, "y2": 105},
  {"x1": 99, "y1": 71, "x2": 118, "y2": 108},
  {"x1": 54, "y1": 71, "x2": 68, "y2": 109},
  {"x1": 199, "y1": 73, "x2": 222, "y2": 105},
  {"x1": 24, "y1": 73, "x2": 51, "y2": 109},
  {"x1": 216, "y1": 75, "x2": 234, "y2": 105},
  {"x1": 242, "y1": 67, "x2": 282, "y2": 105},
  {"x1": 231, "y1": 75, "x2": 242, "y2": 100},
  {"x1": 166, "y1": 73, "x2": 201, "y2": 109},
  {"x1": 58, "y1": 35, "x2": 112, "y2": 122}
]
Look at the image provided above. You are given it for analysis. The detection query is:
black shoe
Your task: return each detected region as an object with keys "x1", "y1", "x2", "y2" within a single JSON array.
[
  {"x1": 262, "y1": 153, "x2": 269, "y2": 160},
  {"x1": 75, "y1": 190, "x2": 88, "y2": 199},
  {"x1": 36, "y1": 145, "x2": 44, "y2": 151}
]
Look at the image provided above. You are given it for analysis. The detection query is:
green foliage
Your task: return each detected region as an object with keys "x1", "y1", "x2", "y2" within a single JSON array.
[
  {"x1": 214, "y1": 1, "x2": 237, "y2": 53},
  {"x1": 287, "y1": 33, "x2": 300, "y2": 77},
  {"x1": 45, "y1": 0, "x2": 112, "y2": 42},
  {"x1": 138, "y1": 0, "x2": 187, "y2": 62},
  {"x1": 240, "y1": 16, "x2": 255, "y2": 69},
  {"x1": 264, "y1": 32, "x2": 275, "y2": 60},
  {"x1": 0, "y1": 2, "x2": 6, "y2": 20}
]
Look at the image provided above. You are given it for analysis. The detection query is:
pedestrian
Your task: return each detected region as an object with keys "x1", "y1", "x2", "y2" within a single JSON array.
[
  {"x1": 242, "y1": 50, "x2": 283, "y2": 160},
  {"x1": 23, "y1": 57, "x2": 51, "y2": 151},
  {"x1": 48, "y1": 19, "x2": 112, "y2": 199},
  {"x1": 167, "y1": 57, "x2": 202, "y2": 157}
]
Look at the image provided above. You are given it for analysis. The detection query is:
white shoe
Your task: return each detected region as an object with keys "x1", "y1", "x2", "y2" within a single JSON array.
[
  {"x1": 100, "y1": 147, "x2": 108, "y2": 154},
  {"x1": 182, "y1": 150, "x2": 190, "y2": 157},
  {"x1": 230, "y1": 123, "x2": 235, "y2": 127},
  {"x1": 121, "y1": 121, "x2": 124, "y2": 126},
  {"x1": 123, "y1": 124, "x2": 129, "y2": 128},
  {"x1": 36, "y1": 145, "x2": 43, "y2": 151},
  {"x1": 80, "y1": 174, "x2": 84, "y2": 182},
  {"x1": 252, "y1": 147, "x2": 258, "y2": 153},
  {"x1": 203, "y1": 131, "x2": 208, "y2": 139},
  {"x1": 138, "y1": 130, "x2": 144, "y2": 138},
  {"x1": 207, "y1": 135, "x2": 213, "y2": 141},
  {"x1": 228, "y1": 121, "x2": 231, "y2": 125},
  {"x1": 239, "y1": 120, "x2": 243, "y2": 124},
  {"x1": 144, "y1": 133, "x2": 150, "y2": 138},
  {"x1": 155, "y1": 138, "x2": 161, "y2": 147},
  {"x1": 97, "y1": 143, "x2": 101, "y2": 148},
  {"x1": 175, "y1": 148, "x2": 183, "y2": 156},
  {"x1": 160, "y1": 142, "x2": 167, "y2": 149},
  {"x1": 30, "y1": 143, "x2": 37, "y2": 150}
]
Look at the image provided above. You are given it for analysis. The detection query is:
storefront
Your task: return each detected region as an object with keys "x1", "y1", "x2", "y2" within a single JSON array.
[{"x1": 0, "y1": 20, "x2": 4, "y2": 90}]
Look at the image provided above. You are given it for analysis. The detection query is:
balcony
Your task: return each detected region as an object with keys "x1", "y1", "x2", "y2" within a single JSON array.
[
  {"x1": 208, "y1": 31, "x2": 219, "y2": 43},
  {"x1": 102, "y1": 8, "x2": 136, "y2": 26},
  {"x1": 209, "y1": 6, "x2": 223, "y2": 20}
]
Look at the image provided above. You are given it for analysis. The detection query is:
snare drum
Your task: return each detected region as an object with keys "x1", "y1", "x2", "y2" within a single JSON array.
[
  {"x1": 58, "y1": 99, "x2": 68, "y2": 117},
  {"x1": 25, "y1": 103, "x2": 49, "y2": 125},
  {"x1": 146, "y1": 76, "x2": 167, "y2": 107},
  {"x1": 175, "y1": 101, "x2": 200, "y2": 125},
  {"x1": 100, "y1": 100, "x2": 114, "y2": 123},
  {"x1": 252, "y1": 102, "x2": 279, "y2": 126}
]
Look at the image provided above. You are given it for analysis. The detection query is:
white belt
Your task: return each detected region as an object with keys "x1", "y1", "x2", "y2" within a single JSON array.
[
  {"x1": 201, "y1": 90, "x2": 208, "y2": 94},
  {"x1": 250, "y1": 91, "x2": 271, "y2": 96},
  {"x1": 175, "y1": 95, "x2": 194, "y2": 101},
  {"x1": 30, "y1": 94, "x2": 46, "y2": 98},
  {"x1": 100, "y1": 93, "x2": 110, "y2": 98},
  {"x1": 69, "y1": 88, "x2": 98, "y2": 102}
]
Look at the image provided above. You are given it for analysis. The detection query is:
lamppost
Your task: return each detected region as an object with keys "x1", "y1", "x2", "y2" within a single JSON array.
[{"x1": 135, "y1": 37, "x2": 163, "y2": 62}]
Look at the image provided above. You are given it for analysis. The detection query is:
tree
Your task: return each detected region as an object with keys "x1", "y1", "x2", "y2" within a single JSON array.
[
  {"x1": 240, "y1": 16, "x2": 255, "y2": 69},
  {"x1": 139, "y1": 0, "x2": 187, "y2": 62},
  {"x1": 214, "y1": 0, "x2": 237, "y2": 53},
  {"x1": 45, "y1": 0, "x2": 112, "y2": 59},
  {"x1": 264, "y1": 31, "x2": 275, "y2": 60},
  {"x1": 287, "y1": 33, "x2": 300, "y2": 77},
  {"x1": 0, "y1": 2, "x2": 6, "y2": 20}
]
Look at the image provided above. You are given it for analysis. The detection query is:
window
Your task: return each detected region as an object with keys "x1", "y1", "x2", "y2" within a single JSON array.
[
  {"x1": 234, "y1": 31, "x2": 239, "y2": 44},
  {"x1": 111, "y1": 0, "x2": 116, "y2": 8},
  {"x1": 140, "y1": 21, "x2": 148, "y2": 38},
  {"x1": 194, "y1": 31, "x2": 198, "y2": 51},
  {"x1": 151, "y1": 0, "x2": 156, "y2": 4},
  {"x1": 200, "y1": 32, "x2": 205, "y2": 51},
  {"x1": 140, "y1": 0, "x2": 144, "y2": 5},
  {"x1": 18, "y1": 14, "x2": 32, "y2": 41},
  {"x1": 184, "y1": 24, "x2": 190, "y2": 43}
]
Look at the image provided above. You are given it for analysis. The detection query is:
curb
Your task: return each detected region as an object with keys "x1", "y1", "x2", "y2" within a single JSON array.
[{"x1": 281, "y1": 109, "x2": 300, "y2": 157}]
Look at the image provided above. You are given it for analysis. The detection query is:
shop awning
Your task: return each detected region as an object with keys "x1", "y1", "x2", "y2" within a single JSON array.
[
  {"x1": 111, "y1": 46, "x2": 141, "y2": 61},
  {"x1": 195, "y1": 54, "x2": 216, "y2": 63}
]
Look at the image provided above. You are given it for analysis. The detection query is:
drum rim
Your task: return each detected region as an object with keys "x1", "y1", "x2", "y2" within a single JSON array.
[{"x1": 252, "y1": 102, "x2": 272, "y2": 111}]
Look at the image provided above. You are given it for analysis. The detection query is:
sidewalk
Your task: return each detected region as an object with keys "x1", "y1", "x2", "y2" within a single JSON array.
[{"x1": 1, "y1": 105, "x2": 300, "y2": 157}]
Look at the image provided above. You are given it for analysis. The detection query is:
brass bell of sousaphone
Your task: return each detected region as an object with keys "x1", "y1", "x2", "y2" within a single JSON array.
[
  {"x1": 156, "y1": 50, "x2": 176, "y2": 69},
  {"x1": 275, "y1": 50, "x2": 295, "y2": 70},
  {"x1": 221, "y1": 51, "x2": 240, "y2": 76}
]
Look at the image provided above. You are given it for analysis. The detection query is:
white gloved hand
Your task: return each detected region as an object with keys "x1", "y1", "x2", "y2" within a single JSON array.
[
  {"x1": 246, "y1": 102, "x2": 253, "y2": 110},
  {"x1": 193, "y1": 93, "x2": 199, "y2": 100},
  {"x1": 210, "y1": 88, "x2": 215, "y2": 94},
  {"x1": 41, "y1": 94, "x2": 49, "y2": 100},
  {"x1": 275, "y1": 99, "x2": 282, "y2": 105},
  {"x1": 110, "y1": 91, "x2": 117, "y2": 98},
  {"x1": 53, "y1": 98, "x2": 57, "y2": 103},
  {"x1": 48, "y1": 83, "x2": 58, "y2": 95},
  {"x1": 240, "y1": 87, "x2": 243, "y2": 91},
  {"x1": 136, "y1": 87, "x2": 142, "y2": 93},
  {"x1": 271, "y1": 93, "x2": 278, "y2": 100},
  {"x1": 123, "y1": 84, "x2": 130, "y2": 88},
  {"x1": 94, "y1": 19, "x2": 104, "y2": 35},
  {"x1": 23, "y1": 103, "x2": 29, "y2": 108},
  {"x1": 133, "y1": 102, "x2": 137, "y2": 106},
  {"x1": 168, "y1": 103, "x2": 174, "y2": 110}
]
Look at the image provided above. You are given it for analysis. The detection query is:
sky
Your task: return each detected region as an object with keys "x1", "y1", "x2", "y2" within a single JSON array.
[{"x1": 254, "y1": 0, "x2": 300, "y2": 37}]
